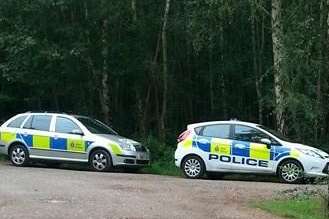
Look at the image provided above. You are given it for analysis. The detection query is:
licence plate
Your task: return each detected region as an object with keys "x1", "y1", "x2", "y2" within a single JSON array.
[{"x1": 137, "y1": 153, "x2": 147, "y2": 160}]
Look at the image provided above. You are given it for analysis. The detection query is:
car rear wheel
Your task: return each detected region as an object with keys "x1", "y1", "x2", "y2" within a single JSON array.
[
  {"x1": 182, "y1": 155, "x2": 205, "y2": 179},
  {"x1": 278, "y1": 160, "x2": 304, "y2": 184},
  {"x1": 89, "y1": 149, "x2": 112, "y2": 172},
  {"x1": 9, "y1": 144, "x2": 29, "y2": 167}
]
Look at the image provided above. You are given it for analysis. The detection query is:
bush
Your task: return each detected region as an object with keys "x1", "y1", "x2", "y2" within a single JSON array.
[{"x1": 141, "y1": 136, "x2": 181, "y2": 176}]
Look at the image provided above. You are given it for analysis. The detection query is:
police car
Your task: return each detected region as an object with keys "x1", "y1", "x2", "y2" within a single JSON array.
[
  {"x1": 0, "y1": 112, "x2": 150, "y2": 171},
  {"x1": 175, "y1": 121, "x2": 329, "y2": 183}
]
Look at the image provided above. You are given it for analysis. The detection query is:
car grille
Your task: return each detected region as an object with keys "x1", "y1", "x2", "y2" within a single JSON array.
[
  {"x1": 134, "y1": 145, "x2": 147, "y2": 152},
  {"x1": 322, "y1": 163, "x2": 329, "y2": 174}
]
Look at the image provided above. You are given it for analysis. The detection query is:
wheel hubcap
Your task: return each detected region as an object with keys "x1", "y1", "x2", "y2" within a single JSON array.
[
  {"x1": 184, "y1": 159, "x2": 201, "y2": 177},
  {"x1": 92, "y1": 153, "x2": 107, "y2": 170},
  {"x1": 11, "y1": 147, "x2": 25, "y2": 165},
  {"x1": 281, "y1": 163, "x2": 302, "y2": 182}
]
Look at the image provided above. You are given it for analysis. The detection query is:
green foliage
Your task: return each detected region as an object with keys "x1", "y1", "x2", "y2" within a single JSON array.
[
  {"x1": 255, "y1": 197, "x2": 327, "y2": 219},
  {"x1": 141, "y1": 136, "x2": 180, "y2": 176},
  {"x1": 0, "y1": 0, "x2": 328, "y2": 149}
]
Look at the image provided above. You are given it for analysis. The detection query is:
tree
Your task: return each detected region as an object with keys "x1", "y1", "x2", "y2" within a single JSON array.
[{"x1": 271, "y1": 0, "x2": 285, "y2": 133}]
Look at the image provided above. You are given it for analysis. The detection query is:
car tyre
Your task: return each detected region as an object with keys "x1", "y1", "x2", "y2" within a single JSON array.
[
  {"x1": 9, "y1": 144, "x2": 30, "y2": 167},
  {"x1": 182, "y1": 155, "x2": 205, "y2": 179},
  {"x1": 278, "y1": 160, "x2": 304, "y2": 184},
  {"x1": 89, "y1": 149, "x2": 113, "y2": 172}
]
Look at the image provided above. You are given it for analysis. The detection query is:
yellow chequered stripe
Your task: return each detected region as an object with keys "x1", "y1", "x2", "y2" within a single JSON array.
[
  {"x1": 290, "y1": 148, "x2": 300, "y2": 158},
  {"x1": 181, "y1": 137, "x2": 193, "y2": 149},
  {"x1": 110, "y1": 143, "x2": 122, "y2": 155},
  {"x1": 67, "y1": 139, "x2": 85, "y2": 153},
  {"x1": 0, "y1": 132, "x2": 16, "y2": 144},
  {"x1": 32, "y1": 135, "x2": 50, "y2": 149},
  {"x1": 211, "y1": 138, "x2": 231, "y2": 155},
  {"x1": 250, "y1": 143, "x2": 270, "y2": 160}
]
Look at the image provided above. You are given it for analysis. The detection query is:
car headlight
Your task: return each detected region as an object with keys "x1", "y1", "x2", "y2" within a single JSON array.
[
  {"x1": 119, "y1": 143, "x2": 136, "y2": 152},
  {"x1": 296, "y1": 148, "x2": 323, "y2": 159}
]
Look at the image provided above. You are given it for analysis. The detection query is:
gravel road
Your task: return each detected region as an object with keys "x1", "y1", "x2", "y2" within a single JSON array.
[{"x1": 0, "y1": 161, "x2": 318, "y2": 219}]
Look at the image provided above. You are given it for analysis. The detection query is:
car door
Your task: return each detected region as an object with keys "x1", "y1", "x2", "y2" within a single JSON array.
[
  {"x1": 21, "y1": 114, "x2": 54, "y2": 158},
  {"x1": 197, "y1": 124, "x2": 233, "y2": 170},
  {"x1": 232, "y1": 125, "x2": 274, "y2": 172},
  {"x1": 52, "y1": 116, "x2": 89, "y2": 161}
]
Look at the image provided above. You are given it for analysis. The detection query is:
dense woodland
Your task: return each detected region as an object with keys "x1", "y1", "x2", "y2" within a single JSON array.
[{"x1": 0, "y1": 0, "x2": 329, "y2": 148}]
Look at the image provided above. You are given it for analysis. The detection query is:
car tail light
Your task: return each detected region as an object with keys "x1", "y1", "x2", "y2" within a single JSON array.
[{"x1": 177, "y1": 130, "x2": 191, "y2": 143}]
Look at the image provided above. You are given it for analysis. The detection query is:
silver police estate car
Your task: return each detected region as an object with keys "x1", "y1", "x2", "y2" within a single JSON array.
[{"x1": 0, "y1": 112, "x2": 150, "y2": 171}]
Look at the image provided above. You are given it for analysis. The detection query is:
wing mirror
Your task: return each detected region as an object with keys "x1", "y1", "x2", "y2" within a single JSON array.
[
  {"x1": 260, "y1": 138, "x2": 272, "y2": 148},
  {"x1": 70, "y1": 129, "x2": 84, "y2": 136}
]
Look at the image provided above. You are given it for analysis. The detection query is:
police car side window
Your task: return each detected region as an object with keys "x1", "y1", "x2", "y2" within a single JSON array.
[
  {"x1": 23, "y1": 116, "x2": 33, "y2": 129},
  {"x1": 31, "y1": 115, "x2": 52, "y2": 132},
  {"x1": 55, "y1": 117, "x2": 81, "y2": 134},
  {"x1": 234, "y1": 125, "x2": 269, "y2": 143},
  {"x1": 7, "y1": 115, "x2": 27, "y2": 128},
  {"x1": 201, "y1": 124, "x2": 230, "y2": 139}
]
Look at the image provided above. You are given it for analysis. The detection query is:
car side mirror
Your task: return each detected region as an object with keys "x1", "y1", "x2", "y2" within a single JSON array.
[
  {"x1": 70, "y1": 129, "x2": 84, "y2": 136},
  {"x1": 260, "y1": 138, "x2": 271, "y2": 147}
]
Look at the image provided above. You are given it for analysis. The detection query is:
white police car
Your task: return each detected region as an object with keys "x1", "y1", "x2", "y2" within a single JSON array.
[
  {"x1": 0, "y1": 112, "x2": 150, "y2": 171},
  {"x1": 175, "y1": 121, "x2": 329, "y2": 183}
]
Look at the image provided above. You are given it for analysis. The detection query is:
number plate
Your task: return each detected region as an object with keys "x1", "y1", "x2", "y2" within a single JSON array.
[{"x1": 137, "y1": 153, "x2": 147, "y2": 160}]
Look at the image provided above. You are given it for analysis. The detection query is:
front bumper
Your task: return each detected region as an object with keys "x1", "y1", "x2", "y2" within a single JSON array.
[
  {"x1": 113, "y1": 151, "x2": 150, "y2": 167},
  {"x1": 304, "y1": 159, "x2": 329, "y2": 178}
]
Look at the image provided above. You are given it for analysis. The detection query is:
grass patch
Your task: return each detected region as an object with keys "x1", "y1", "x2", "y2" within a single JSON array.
[
  {"x1": 255, "y1": 197, "x2": 327, "y2": 219},
  {"x1": 143, "y1": 160, "x2": 181, "y2": 176}
]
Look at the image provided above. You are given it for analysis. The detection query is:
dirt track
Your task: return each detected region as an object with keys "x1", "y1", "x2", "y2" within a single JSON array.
[{"x1": 0, "y1": 161, "x2": 319, "y2": 219}]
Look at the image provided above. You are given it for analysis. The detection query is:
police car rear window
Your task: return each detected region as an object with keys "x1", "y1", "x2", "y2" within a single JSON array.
[{"x1": 7, "y1": 115, "x2": 28, "y2": 128}]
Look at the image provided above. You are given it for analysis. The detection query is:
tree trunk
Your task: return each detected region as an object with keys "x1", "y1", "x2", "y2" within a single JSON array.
[
  {"x1": 209, "y1": 49, "x2": 215, "y2": 117},
  {"x1": 271, "y1": 0, "x2": 285, "y2": 133},
  {"x1": 251, "y1": 1, "x2": 264, "y2": 124},
  {"x1": 219, "y1": 23, "x2": 227, "y2": 119},
  {"x1": 131, "y1": 0, "x2": 137, "y2": 22},
  {"x1": 100, "y1": 18, "x2": 111, "y2": 124},
  {"x1": 159, "y1": 0, "x2": 171, "y2": 140}
]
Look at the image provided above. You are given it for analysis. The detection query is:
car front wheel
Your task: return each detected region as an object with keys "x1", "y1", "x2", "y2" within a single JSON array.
[
  {"x1": 182, "y1": 155, "x2": 205, "y2": 179},
  {"x1": 9, "y1": 144, "x2": 29, "y2": 167},
  {"x1": 89, "y1": 149, "x2": 113, "y2": 172},
  {"x1": 278, "y1": 160, "x2": 304, "y2": 184}
]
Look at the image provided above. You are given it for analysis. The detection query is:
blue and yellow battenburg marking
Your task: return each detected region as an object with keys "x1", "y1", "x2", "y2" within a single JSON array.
[
  {"x1": 180, "y1": 136, "x2": 299, "y2": 161},
  {"x1": 0, "y1": 132, "x2": 93, "y2": 153}
]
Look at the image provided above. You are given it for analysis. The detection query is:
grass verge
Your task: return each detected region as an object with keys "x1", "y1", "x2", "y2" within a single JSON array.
[
  {"x1": 255, "y1": 197, "x2": 327, "y2": 219},
  {"x1": 143, "y1": 160, "x2": 181, "y2": 176}
]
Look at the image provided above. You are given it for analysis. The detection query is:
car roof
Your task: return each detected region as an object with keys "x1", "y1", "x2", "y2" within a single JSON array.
[
  {"x1": 15, "y1": 112, "x2": 83, "y2": 118},
  {"x1": 187, "y1": 120, "x2": 259, "y2": 129}
]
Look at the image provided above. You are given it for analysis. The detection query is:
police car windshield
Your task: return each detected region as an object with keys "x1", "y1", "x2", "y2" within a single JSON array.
[
  {"x1": 257, "y1": 125, "x2": 291, "y2": 142},
  {"x1": 76, "y1": 117, "x2": 118, "y2": 135}
]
